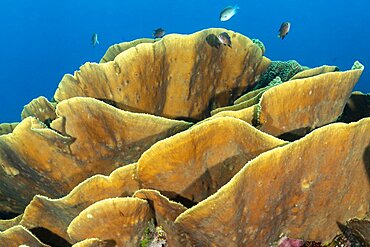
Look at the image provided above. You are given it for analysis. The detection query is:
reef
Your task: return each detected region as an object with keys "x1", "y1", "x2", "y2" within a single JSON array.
[{"x1": 0, "y1": 28, "x2": 369, "y2": 247}]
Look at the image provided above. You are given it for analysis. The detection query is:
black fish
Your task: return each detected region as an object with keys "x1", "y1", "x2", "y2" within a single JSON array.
[
  {"x1": 206, "y1": 34, "x2": 221, "y2": 49},
  {"x1": 278, "y1": 22, "x2": 291, "y2": 39},
  {"x1": 153, "y1": 28, "x2": 166, "y2": 38}
]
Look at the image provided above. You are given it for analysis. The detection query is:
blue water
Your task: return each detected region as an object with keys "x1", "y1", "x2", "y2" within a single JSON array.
[{"x1": 0, "y1": 0, "x2": 369, "y2": 122}]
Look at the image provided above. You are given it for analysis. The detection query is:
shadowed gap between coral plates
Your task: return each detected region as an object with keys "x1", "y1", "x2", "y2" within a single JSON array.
[
  {"x1": 363, "y1": 142, "x2": 370, "y2": 183},
  {"x1": 96, "y1": 85, "x2": 250, "y2": 123},
  {"x1": 31, "y1": 227, "x2": 72, "y2": 247},
  {"x1": 0, "y1": 211, "x2": 19, "y2": 220}
]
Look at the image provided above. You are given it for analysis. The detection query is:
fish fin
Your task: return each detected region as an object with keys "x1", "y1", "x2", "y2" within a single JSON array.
[
  {"x1": 282, "y1": 36, "x2": 285, "y2": 40},
  {"x1": 234, "y1": 4, "x2": 240, "y2": 10},
  {"x1": 277, "y1": 34, "x2": 281, "y2": 38},
  {"x1": 228, "y1": 44, "x2": 232, "y2": 48},
  {"x1": 96, "y1": 40, "x2": 100, "y2": 44}
]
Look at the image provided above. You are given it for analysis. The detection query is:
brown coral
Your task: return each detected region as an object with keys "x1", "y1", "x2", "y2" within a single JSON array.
[
  {"x1": 54, "y1": 28, "x2": 270, "y2": 120},
  {"x1": 0, "y1": 225, "x2": 49, "y2": 247},
  {"x1": 256, "y1": 64, "x2": 363, "y2": 136},
  {"x1": 16, "y1": 164, "x2": 139, "y2": 241},
  {"x1": 0, "y1": 28, "x2": 368, "y2": 247},
  {"x1": 100, "y1": 38, "x2": 158, "y2": 63},
  {"x1": 21, "y1": 96, "x2": 56, "y2": 123},
  {"x1": 72, "y1": 238, "x2": 117, "y2": 247},
  {"x1": 210, "y1": 63, "x2": 364, "y2": 138},
  {"x1": 137, "y1": 117, "x2": 286, "y2": 203},
  {"x1": 67, "y1": 197, "x2": 152, "y2": 246},
  {"x1": 174, "y1": 118, "x2": 370, "y2": 246},
  {"x1": 289, "y1": 65, "x2": 339, "y2": 80},
  {"x1": 0, "y1": 117, "x2": 283, "y2": 242},
  {"x1": 0, "y1": 97, "x2": 190, "y2": 213},
  {"x1": 133, "y1": 189, "x2": 187, "y2": 246},
  {"x1": 340, "y1": 91, "x2": 370, "y2": 123}
]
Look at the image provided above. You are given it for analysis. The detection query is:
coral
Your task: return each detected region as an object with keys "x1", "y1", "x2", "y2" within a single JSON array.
[
  {"x1": 209, "y1": 77, "x2": 280, "y2": 115},
  {"x1": 210, "y1": 62, "x2": 364, "y2": 138},
  {"x1": 0, "y1": 29, "x2": 369, "y2": 247},
  {"x1": 21, "y1": 96, "x2": 56, "y2": 124},
  {"x1": 256, "y1": 62, "x2": 363, "y2": 136},
  {"x1": 6, "y1": 164, "x2": 139, "y2": 241},
  {"x1": 134, "y1": 190, "x2": 185, "y2": 246},
  {"x1": 100, "y1": 38, "x2": 158, "y2": 63},
  {"x1": 140, "y1": 218, "x2": 168, "y2": 247},
  {"x1": 73, "y1": 238, "x2": 117, "y2": 247},
  {"x1": 267, "y1": 75, "x2": 283, "y2": 86},
  {"x1": 0, "y1": 225, "x2": 49, "y2": 246},
  {"x1": 289, "y1": 65, "x2": 339, "y2": 80},
  {"x1": 0, "y1": 97, "x2": 190, "y2": 213},
  {"x1": 253, "y1": 60, "x2": 309, "y2": 89},
  {"x1": 174, "y1": 118, "x2": 370, "y2": 245},
  {"x1": 338, "y1": 91, "x2": 370, "y2": 123},
  {"x1": 251, "y1": 38, "x2": 266, "y2": 55},
  {"x1": 352, "y1": 60, "x2": 363, "y2": 70},
  {"x1": 54, "y1": 28, "x2": 270, "y2": 121},
  {"x1": 0, "y1": 122, "x2": 18, "y2": 135},
  {"x1": 67, "y1": 198, "x2": 152, "y2": 246},
  {"x1": 345, "y1": 218, "x2": 370, "y2": 244},
  {"x1": 137, "y1": 117, "x2": 286, "y2": 203}
]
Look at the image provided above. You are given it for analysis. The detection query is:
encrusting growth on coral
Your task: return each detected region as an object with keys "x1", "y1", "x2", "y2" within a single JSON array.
[{"x1": 253, "y1": 60, "x2": 308, "y2": 89}]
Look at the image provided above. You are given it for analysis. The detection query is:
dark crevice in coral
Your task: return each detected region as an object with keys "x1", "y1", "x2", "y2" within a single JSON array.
[
  {"x1": 98, "y1": 239, "x2": 117, "y2": 247},
  {"x1": 43, "y1": 118, "x2": 53, "y2": 128},
  {"x1": 174, "y1": 116, "x2": 199, "y2": 123},
  {"x1": 97, "y1": 98, "x2": 120, "y2": 108},
  {"x1": 336, "y1": 221, "x2": 368, "y2": 246},
  {"x1": 0, "y1": 211, "x2": 19, "y2": 220},
  {"x1": 82, "y1": 86, "x2": 254, "y2": 123},
  {"x1": 159, "y1": 191, "x2": 197, "y2": 209},
  {"x1": 363, "y1": 143, "x2": 370, "y2": 183},
  {"x1": 96, "y1": 97, "x2": 203, "y2": 123},
  {"x1": 31, "y1": 227, "x2": 72, "y2": 247},
  {"x1": 277, "y1": 132, "x2": 303, "y2": 142},
  {"x1": 171, "y1": 196, "x2": 197, "y2": 209},
  {"x1": 347, "y1": 218, "x2": 370, "y2": 244},
  {"x1": 277, "y1": 127, "x2": 312, "y2": 142},
  {"x1": 337, "y1": 93, "x2": 370, "y2": 123}
]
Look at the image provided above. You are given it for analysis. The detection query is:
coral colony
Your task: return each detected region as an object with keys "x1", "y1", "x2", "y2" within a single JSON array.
[{"x1": 0, "y1": 29, "x2": 369, "y2": 246}]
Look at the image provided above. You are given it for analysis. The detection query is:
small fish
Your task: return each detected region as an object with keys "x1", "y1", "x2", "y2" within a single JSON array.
[
  {"x1": 205, "y1": 34, "x2": 221, "y2": 49},
  {"x1": 91, "y1": 33, "x2": 99, "y2": 47},
  {"x1": 153, "y1": 28, "x2": 166, "y2": 38},
  {"x1": 278, "y1": 22, "x2": 291, "y2": 40},
  {"x1": 219, "y1": 5, "x2": 240, "y2": 21},
  {"x1": 217, "y1": 32, "x2": 232, "y2": 47}
]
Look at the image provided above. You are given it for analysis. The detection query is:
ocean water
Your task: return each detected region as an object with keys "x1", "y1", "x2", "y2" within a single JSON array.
[{"x1": 0, "y1": 0, "x2": 369, "y2": 123}]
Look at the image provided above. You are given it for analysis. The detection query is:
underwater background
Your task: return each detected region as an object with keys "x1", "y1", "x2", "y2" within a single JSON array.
[{"x1": 0, "y1": 0, "x2": 369, "y2": 123}]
